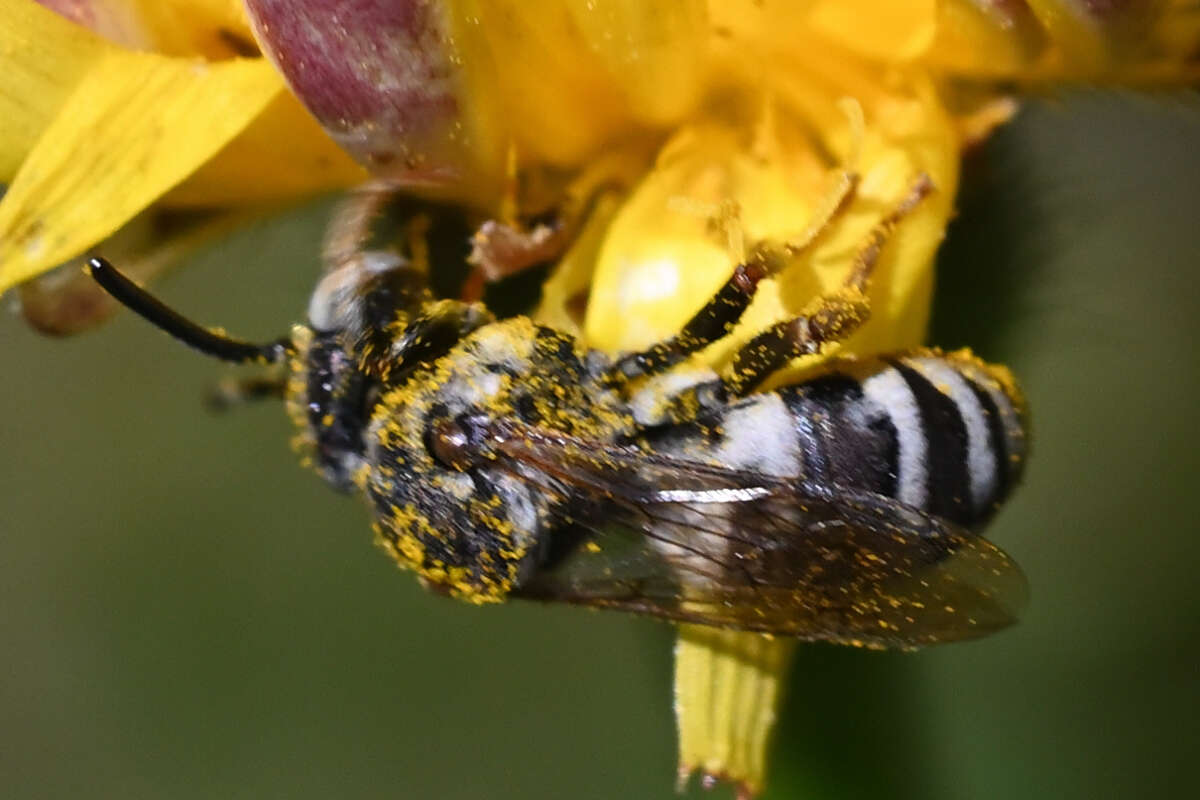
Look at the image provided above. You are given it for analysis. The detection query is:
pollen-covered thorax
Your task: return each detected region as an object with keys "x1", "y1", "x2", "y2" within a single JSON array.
[{"x1": 363, "y1": 317, "x2": 635, "y2": 602}]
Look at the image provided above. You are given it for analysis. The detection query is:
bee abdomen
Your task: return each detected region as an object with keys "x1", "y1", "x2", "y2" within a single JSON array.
[{"x1": 780, "y1": 349, "x2": 1027, "y2": 528}]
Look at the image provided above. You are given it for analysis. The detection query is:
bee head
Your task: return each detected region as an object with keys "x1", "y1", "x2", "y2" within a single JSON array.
[
  {"x1": 286, "y1": 252, "x2": 430, "y2": 491},
  {"x1": 283, "y1": 324, "x2": 375, "y2": 492}
]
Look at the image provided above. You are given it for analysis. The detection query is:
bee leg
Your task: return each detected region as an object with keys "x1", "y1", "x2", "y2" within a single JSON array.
[
  {"x1": 373, "y1": 300, "x2": 495, "y2": 383},
  {"x1": 606, "y1": 243, "x2": 784, "y2": 383},
  {"x1": 322, "y1": 180, "x2": 401, "y2": 271},
  {"x1": 205, "y1": 375, "x2": 286, "y2": 411},
  {"x1": 606, "y1": 172, "x2": 862, "y2": 386},
  {"x1": 723, "y1": 174, "x2": 934, "y2": 396},
  {"x1": 721, "y1": 290, "x2": 872, "y2": 396}
]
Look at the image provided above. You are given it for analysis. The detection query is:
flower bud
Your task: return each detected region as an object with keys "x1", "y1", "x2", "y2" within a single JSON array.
[{"x1": 243, "y1": 0, "x2": 711, "y2": 208}]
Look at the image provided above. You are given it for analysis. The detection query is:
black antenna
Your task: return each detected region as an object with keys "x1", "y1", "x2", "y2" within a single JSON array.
[{"x1": 88, "y1": 257, "x2": 293, "y2": 364}]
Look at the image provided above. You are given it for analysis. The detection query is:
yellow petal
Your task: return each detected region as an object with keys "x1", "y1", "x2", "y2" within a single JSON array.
[
  {"x1": 165, "y1": 92, "x2": 368, "y2": 206},
  {"x1": 712, "y1": 0, "x2": 1200, "y2": 83},
  {"x1": 674, "y1": 627, "x2": 795, "y2": 799},
  {"x1": 0, "y1": 0, "x2": 110, "y2": 180},
  {"x1": 710, "y1": 0, "x2": 937, "y2": 64},
  {"x1": 558, "y1": 0, "x2": 711, "y2": 124},
  {"x1": 534, "y1": 191, "x2": 625, "y2": 334},
  {"x1": 447, "y1": 0, "x2": 711, "y2": 171},
  {"x1": 584, "y1": 80, "x2": 956, "y2": 366},
  {"x1": 34, "y1": 0, "x2": 255, "y2": 55},
  {"x1": 17, "y1": 205, "x2": 261, "y2": 335},
  {"x1": 122, "y1": 0, "x2": 258, "y2": 58},
  {"x1": 808, "y1": 0, "x2": 937, "y2": 62},
  {"x1": 927, "y1": 0, "x2": 1200, "y2": 80},
  {"x1": 0, "y1": 51, "x2": 283, "y2": 293},
  {"x1": 923, "y1": 0, "x2": 1050, "y2": 75}
]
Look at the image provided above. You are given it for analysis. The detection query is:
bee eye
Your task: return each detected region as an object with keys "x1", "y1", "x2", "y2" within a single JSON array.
[{"x1": 429, "y1": 414, "x2": 489, "y2": 471}]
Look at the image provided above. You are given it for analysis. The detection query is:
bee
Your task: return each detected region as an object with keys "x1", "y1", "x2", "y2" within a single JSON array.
[{"x1": 88, "y1": 174, "x2": 1028, "y2": 649}]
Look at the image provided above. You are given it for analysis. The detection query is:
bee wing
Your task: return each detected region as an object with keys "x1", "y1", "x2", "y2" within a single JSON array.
[{"x1": 497, "y1": 426, "x2": 1027, "y2": 648}]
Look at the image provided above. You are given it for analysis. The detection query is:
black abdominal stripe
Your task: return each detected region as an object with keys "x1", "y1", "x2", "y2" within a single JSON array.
[{"x1": 769, "y1": 351, "x2": 1027, "y2": 529}]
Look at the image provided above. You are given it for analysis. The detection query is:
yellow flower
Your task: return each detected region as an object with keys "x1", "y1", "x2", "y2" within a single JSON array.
[
  {"x1": 7, "y1": 0, "x2": 1196, "y2": 328},
  {"x1": 2, "y1": 0, "x2": 717, "y2": 329}
]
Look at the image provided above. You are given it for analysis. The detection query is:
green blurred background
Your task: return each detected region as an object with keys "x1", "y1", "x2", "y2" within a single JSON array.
[{"x1": 2, "y1": 93, "x2": 1198, "y2": 799}]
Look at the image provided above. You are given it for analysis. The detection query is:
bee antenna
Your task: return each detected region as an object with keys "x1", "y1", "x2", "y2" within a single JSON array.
[{"x1": 88, "y1": 257, "x2": 293, "y2": 365}]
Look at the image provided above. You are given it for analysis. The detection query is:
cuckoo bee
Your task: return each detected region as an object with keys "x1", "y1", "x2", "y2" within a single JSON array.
[{"x1": 88, "y1": 175, "x2": 1028, "y2": 649}]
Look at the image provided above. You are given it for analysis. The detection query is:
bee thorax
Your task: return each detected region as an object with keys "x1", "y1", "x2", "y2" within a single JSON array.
[{"x1": 363, "y1": 317, "x2": 634, "y2": 602}]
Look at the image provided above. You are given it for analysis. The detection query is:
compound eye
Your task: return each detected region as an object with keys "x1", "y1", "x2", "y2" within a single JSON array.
[{"x1": 429, "y1": 415, "x2": 487, "y2": 471}]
